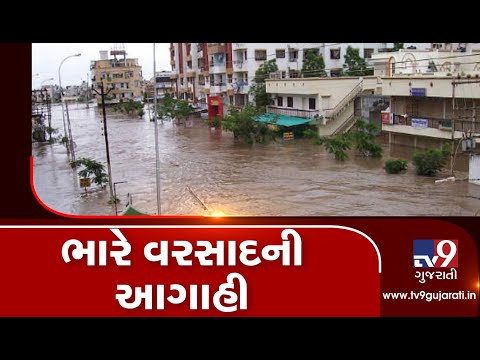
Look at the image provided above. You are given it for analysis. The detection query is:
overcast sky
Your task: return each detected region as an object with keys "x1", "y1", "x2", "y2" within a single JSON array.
[{"x1": 32, "y1": 43, "x2": 171, "y2": 89}]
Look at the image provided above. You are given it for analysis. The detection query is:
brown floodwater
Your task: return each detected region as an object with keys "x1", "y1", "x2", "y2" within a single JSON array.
[{"x1": 32, "y1": 103, "x2": 480, "y2": 216}]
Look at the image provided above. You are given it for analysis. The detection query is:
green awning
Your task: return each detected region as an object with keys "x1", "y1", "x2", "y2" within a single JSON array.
[
  {"x1": 256, "y1": 113, "x2": 314, "y2": 127},
  {"x1": 122, "y1": 204, "x2": 147, "y2": 216}
]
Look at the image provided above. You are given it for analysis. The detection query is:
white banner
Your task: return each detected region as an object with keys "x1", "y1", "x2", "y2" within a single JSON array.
[{"x1": 411, "y1": 118, "x2": 428, "y2": 128}]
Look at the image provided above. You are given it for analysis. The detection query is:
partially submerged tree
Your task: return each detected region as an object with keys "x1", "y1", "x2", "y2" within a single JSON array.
[
  {"x1": 222, "y1": 105, "x2": 277, "y2": 144},
  {"x1": 412, "y1": 144, "x2": 450, "y2": 176},
  {"x1": 70, "y1": 157, "x2": 109, "y2": 188},
  {"x1": 172, "y1": 99, "x2": 194, "y2": 126},
  {"x1": 112, "y1": 99, "x2": 144, "y2": 117},
  {"x1": 351, "y1": 118, "x2": 383, "y2": 158},
  {"x1": 343, "y1": 46, "x2": 373, "y2": 76},
  {"x1": 250, "y1": 59, "x2": 278, "y2": 110},
  {"x1": 315, "y1": 133, "x2": 352, "y2": 161}
]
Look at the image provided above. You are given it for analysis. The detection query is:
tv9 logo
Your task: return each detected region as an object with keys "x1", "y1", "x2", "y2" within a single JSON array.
[{"x1": 413, "y1": 240, "x2": 458, "y2": 268}]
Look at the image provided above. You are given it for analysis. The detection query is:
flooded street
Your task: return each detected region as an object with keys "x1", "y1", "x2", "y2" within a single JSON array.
[{"x1": 32, "y1": 103, "x2": 480, "y2": 216}]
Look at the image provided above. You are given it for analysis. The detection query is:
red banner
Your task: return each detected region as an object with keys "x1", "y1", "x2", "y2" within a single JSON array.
[{"x1": 0, "y1": 222, "x2": 477, "y2": 317}]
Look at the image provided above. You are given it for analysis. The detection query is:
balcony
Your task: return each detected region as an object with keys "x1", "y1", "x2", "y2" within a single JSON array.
[
  {"x1": 233, "y1": 60, "x2": 247, "y2": 72},
  {"x1": 267, "y1": 106, "x2": 320, "y2": 119},
  {"x1": 208, "y1": 43, "x2": 226, "y2": 54},
  {"x1": 170, "y1": 73, "x2": 178, "y2": 80},
  {"x1": 186, "y1": 69, "x2": 196, "y2": 77},
  {"x1": 210, "y1": 84, "x2": 227, "y2": 94},
  {"x1": 233, "y1": 43, "x2": 247, "y2": 50},
  {"x1": 381, "y1": 114, "x2": 477, "y2": 139},
  {"x1": 186, "y1": 54, "x2": 192, "y2": 62},
  {"x1": 170, "y1": 59, "x2": 175, "y2": 65},
  {"x1": 209, "y1": 63, "x2": 226, "y2": 74}
]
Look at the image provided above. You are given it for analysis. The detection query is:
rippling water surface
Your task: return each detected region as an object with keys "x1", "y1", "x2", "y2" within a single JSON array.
[{"x1": 32, "y1": 103, "x2": 480, "y2": 216}]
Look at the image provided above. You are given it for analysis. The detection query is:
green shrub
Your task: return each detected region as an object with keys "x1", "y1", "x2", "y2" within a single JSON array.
[
  {"x1": 412, "y1": 145, "x2": 449, "y2": 176},
  {"x1": 316, "y1": 133, "x2": 352, "y2": 161},
  {"x1": 385, "y1": 159, "x2": 408, "y2": 174},
  {"x1": 303, "y1": 128, "x2": 319, "y2": 139}
]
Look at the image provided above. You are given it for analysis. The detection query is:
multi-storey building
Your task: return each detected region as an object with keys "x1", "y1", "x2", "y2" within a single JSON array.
[
  {"x1": 265, "y1": 47, "x2": 480, "y2": 153},
  {"x1": 91, "y1": 44, "x2": 143, "y2": 104},
  {"x1": 169, "y1": 43, "x2": 389, "y2": 117}
]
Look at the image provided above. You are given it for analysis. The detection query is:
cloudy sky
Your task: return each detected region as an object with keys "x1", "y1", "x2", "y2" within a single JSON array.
[{"x1": 32, "y1": 43, "x2": 171, "y2": 89}]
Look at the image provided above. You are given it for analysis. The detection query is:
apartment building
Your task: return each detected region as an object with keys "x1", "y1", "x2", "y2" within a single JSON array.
[
  {"x1": 91, "y1": 44, "x2": 143, "y2": 104},
  {"x1": 169, "y1": 43, "x2": 388, "y2": 117},
  {"x1": 265, "y1": 48, "x2": 480, "y2": 150},
  {"x1": 372, "y1": 48, "x2": 480, "y2": 77}
]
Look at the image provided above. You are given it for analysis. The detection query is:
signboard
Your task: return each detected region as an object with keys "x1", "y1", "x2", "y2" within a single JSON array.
[
  {"x1": 410, "y1": 88, "x2": 426, "y2": 97},
  {"x1": 381, "y1": 111, "x2": 393, "y2": 125},
  {"x1": 411, "y1": 118, "x2": 428, "y2": 128},
  {"x1": 283, "y1": 132, "x2": 294, "y2": 140},
  {"x1": 80, "y1": 178, "x2": 91, "y2": 188}
]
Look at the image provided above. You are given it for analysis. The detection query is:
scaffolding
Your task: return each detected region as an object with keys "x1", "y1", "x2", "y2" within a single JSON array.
[{"x1": 32, "y1": 89, "x2": 52, "y2": 142}]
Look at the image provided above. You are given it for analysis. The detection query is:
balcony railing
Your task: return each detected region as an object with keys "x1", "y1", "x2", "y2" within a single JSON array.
[
  {"x1": 233, "y1": 43, "x2": 247, "y2": 50},
  {"x1": 208, "y1": 43, "x2": 226, "y2": 54},
  {"x1": 267, "y1": 106, "x2": 320, "y2": 119},
  {"x1": 233, "y1": 60, "x2": 246, "y2": 71},
  {"x1": 209, "y1": 63, "x2": 226, "y2": 73},
  {"x1": 210, "y1": 84, "x2": 227, "y2": 93},
  {"x1": 391, "y1": 114, "x2": 479, "y2": 133}
]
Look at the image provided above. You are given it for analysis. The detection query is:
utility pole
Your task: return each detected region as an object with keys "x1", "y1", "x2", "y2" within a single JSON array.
[
  {"x1": 450, "y1": 78, "x2": 480, "y2": 176},
  {"x1": 450, "y1": 81, "x2": 456, "y2": 176},
  {"x1": 92, "y1": 82, "x2": 114, "y2": 201},
  {"x1": 86, "y1": 73, "x2": 89, "y2": 109}
]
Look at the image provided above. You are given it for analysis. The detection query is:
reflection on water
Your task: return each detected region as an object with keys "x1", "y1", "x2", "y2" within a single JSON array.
[{"x1": 32, "y1": 103, "x2": 480, "y2": 216}]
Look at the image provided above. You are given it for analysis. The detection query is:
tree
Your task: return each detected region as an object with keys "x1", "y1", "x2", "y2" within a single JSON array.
[
  {"x1": 249, "y1": 59, "x2": 278, "y2": 110},
  {"x1": 222, "y1": 105, "x2": 276, "y2": 144},
  {"x1": 393, "y1": 43, "x2": 404, "y2": 51},
  {"x1": 302, "y1": 51, "x2": 327, "y2": 77},
  {"x1": 412, "y1": 145, "x2": 450, "y2": 176},
  {"x1": 70, "y1": 157, "x2": 109, "y2": 188},
  {"x1": 113, "y1": 99, "x2": 144, "y2": 117},
  {"x1": 343, "y1": 46, "x2": 373, "y2": 76},
  {"x1": 155, "y1": 93, "x2": 176, "y2": 122},
  {"x1": 351, "y1": 118, "x2": 383, "y2": 158},
  {"x1": 315, "y1": 133, "x2": 352, "y2": 161},
  {"x1": 172, "y1": 99, "x2": 194, "y2": 126}
]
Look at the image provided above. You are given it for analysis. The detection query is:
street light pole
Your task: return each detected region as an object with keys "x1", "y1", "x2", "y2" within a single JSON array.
[
  {"x1": 153, "y1": 43, "x2": 161, "y2": 215},
  {"x1": 41, "y1": 78, "x2": 54, "y2": 88},
  {"x1": 58, "y1": 53, "x2": 81, "y2": 161},
  {"x1": 92, "y1": 82, "x2": 114, "y2": 201}
]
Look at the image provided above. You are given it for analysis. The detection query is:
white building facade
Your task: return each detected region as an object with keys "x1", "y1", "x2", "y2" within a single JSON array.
[{"x1": 169, "y1": 43, "x2": 390, "y2": 113}]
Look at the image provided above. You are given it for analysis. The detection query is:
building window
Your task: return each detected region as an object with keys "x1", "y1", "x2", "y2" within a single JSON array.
[
  {"x1": 255, "y1": 50, "x2": 267, "y2": 61},
  {"x1": 277, "y1": 96, "x2": 283, "y2": 107},
  {"x1": 210, "y1": 74, "x2": 214, "y2": 84},
  {"x1": 364, "y1": 48, "x2": 374, "y2": 59},
  {"x1": 227, "y1": 74, "x2": 232, "y2": 83},
  {"x1": 330, "y1": 49, "x2": 340, "y2": 59},
  {"x1": 287, "y1": 97, "x2": 293, "y2": 108},
  {"x1": 432, "y1": 43, "x2": 443, "y2": 49},
  {"x1": 276, "y1": 49, "x2": 285, "y2": 58},
  {"x1": 309, "y1": 98, "x2": 316, "y2": 110},
  {"x1": 229, "y1": 96, "x2": 233, "y2": 105},
  {"x1": 244, "y1": 51, "x2": 248, "y2": 61},
  {"x1": 289, "y1": 50, "x2": 298, "y2": 62}
]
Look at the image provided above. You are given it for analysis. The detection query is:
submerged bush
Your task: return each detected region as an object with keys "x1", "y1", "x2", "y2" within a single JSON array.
[
  {"x1": 412, "y1": 145, "x2": 449, "y2": 176},
  {"x1": 384, "y1": 159, "x2": 408, "y2": 174}
]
